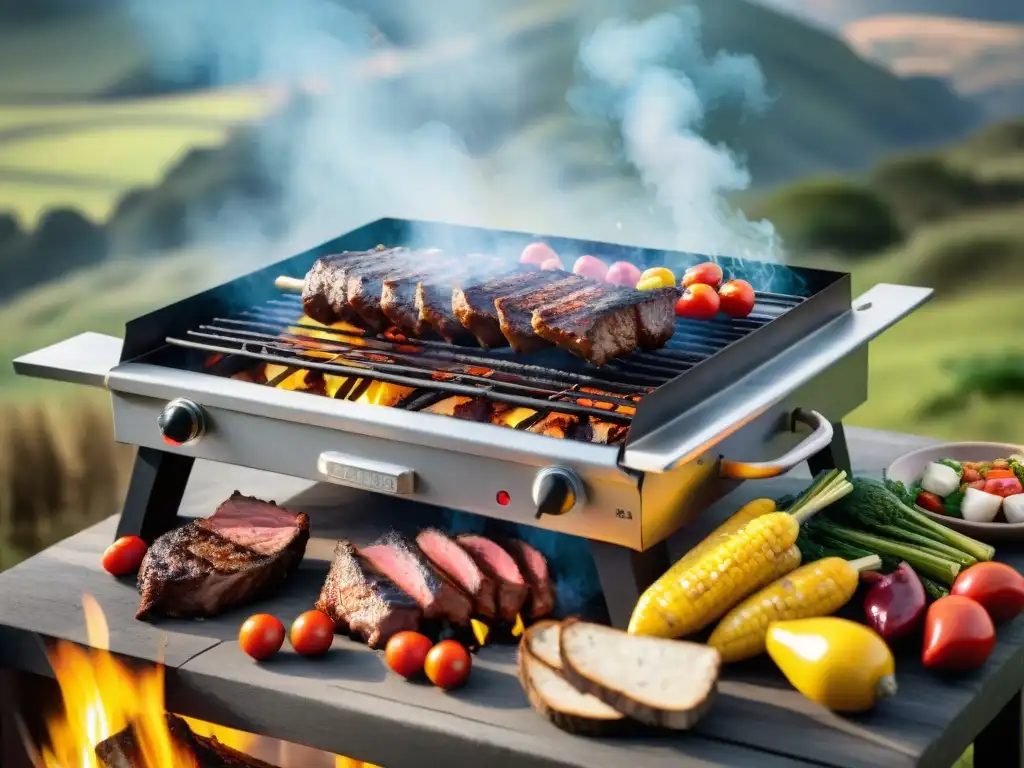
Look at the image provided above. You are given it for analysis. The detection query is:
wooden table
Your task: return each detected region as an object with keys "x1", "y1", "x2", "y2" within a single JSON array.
[{"x1": 1, "y1": 427, "x2": 1022, "y2": 768}]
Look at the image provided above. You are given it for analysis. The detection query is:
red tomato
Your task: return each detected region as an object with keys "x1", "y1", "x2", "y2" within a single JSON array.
[
  {"x1": 963, "y1": 468, "x2": 982, "y2": 483},
  {"x1": 681, "y1": 262, "x2": 724, "y2": 290},
  {"x1": 239, "y1": 614, "x2": 286, "y2": 661},
  {"x1": 718, "y1": 279, "x2": 756, "y2": 318},
  {"x1": 572, "y1": 255, "x2": 609, "y2": 281},
  {"x1": 951, "y1": 562, "x2": 1024, "y2": 623},
  {"x1": 916, "y1": 491, "x2": 946, "y2": 514},
  {"x1": 605, "y1": 261, "x2": 642, "y2": 287},
  {"x1": 922, "y1": 595, "x2": 995, "y2": 672},
  {"x1": 675, "y1": 284, "x2": 720, "y2": 320},
  {"x1": 983, "y1": 469, "x2": 1015, "y2": 480},
  {"x1": 424, "y1": 640, "x2": 472, "y2": 690},
  {"x1": 289, "y1": 610, "x2": 335, "y2": 656},
  {"x1": 983, "y1": 477, "x2": 1023, "y2": 498},
  {"x1": 968, "y1": 480, "x2": 987, "y2": 491},
  {"x1": 519, "y1": 242, "x2": 558, "y2": 267},
  {"x1": 101, "y1": 536, "x2": 148, "y2": 576},
  {"x1": 385, "y1": 631, "x2": 434, "y2": 679}
]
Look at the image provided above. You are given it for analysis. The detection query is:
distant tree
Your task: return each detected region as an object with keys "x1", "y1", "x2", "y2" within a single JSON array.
[
  {"x1": 920, "y1": 353, "x2": 1024, "y2": 418},
  {"x1": 0, "y1": 211, "x2": 21, "y2": 247},
  {"x1": 32, "y1": 208, "x2": 108, "y2": 272},
  {"x1": 750, "y1": 179, "x2": 902, "y2": 257},
  {"x1": 870, "y1": 156, "x2": 979, "y2": 227}
]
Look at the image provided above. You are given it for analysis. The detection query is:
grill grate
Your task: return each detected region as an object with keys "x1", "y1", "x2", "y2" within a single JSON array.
[{"x1": 165, "y1": 288, "x2": 804, "y2": 429}]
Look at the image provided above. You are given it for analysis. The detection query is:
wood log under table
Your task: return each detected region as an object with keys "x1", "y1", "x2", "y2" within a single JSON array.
[{"x1": 0, "y1": 427, "x2": 1022, "y2": 768}]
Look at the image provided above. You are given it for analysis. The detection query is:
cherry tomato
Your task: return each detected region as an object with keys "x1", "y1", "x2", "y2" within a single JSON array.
[
  {"x1": 424, "y1": 640, "x2": 472, "y2": 690},
  {"x1": 539, "y1": 257, "x2": 563, "y2": 271},
  {"x1": 951, "y1": 562, "x2": 1024, "y2": 623},
  {"x1": 983, "y1": 477, "x2": 1023, "y2": 498},
  {"x1": 681, "y1": 262, "x2": 724, "y2": 290},
  {"x1": 922, "y1": 595, "x2": 995, "y2": 672},
  {"x1": 239, "y1": 614, "x2": 286, "y2": 661},
  {"x1": 572, "y1": 255, "x2": 608, "y2": 281},
  {"x1": 916, "y1": 491, "x2": 946, "y2": 514},
  {"x1": 968, "y1": 480, "x2": 987, "y2": 491},
  {"x1": 675, "y1": 284, "x2": 720, "y2": 320},
  {"x1": 963, "y1": 468, "x2": 982, "y2": 483},
  {"x1": 520, "y1": 242, "x2": 558, "y2": 267},
  {"x1": 983, "y1": 469, "x2": 1015, "y2": 480},
  {"x1": 637, "y1": 266, "x2": 676, "y2": 290},
  {"x1": 718, "y1": 279, "x2": 756, "y2": 318},
  {"x1": 289, "y1": 610, "x2": 335, "y2": 656},
  {"x1": 385, "y1": 631, "x2": 434, "y2": 679},
  {"x1": 101, "y1": 535, "x2": 149, "y2": 576},
  {"x1": 605, "y1": 261, "x2": 642, "y2": 287}
]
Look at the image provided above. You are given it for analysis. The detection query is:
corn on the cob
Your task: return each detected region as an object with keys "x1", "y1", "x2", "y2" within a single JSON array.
[
  {"x1": 628, "y1": 511, "x2": 806, "y2": 638},
  {"x1": 675, "y1": 499, "x2": 777, "y2": 572},
  {"x1": 708, "y1": 555, "x2": 881, "y2": 663}
]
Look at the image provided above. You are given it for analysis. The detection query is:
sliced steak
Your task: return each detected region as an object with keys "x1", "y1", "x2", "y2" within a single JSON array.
[
  {"x1": 506, "y1": 539, "x2": 556, "y2": 620},
  {"x1": 455, "y1": 534, "x2": 528, "y2": 622},
  {"x1": 416, "y1": 528, "x2": 497, "y2": 619},
  {"x1": 314, "y1": 540, "x2": 421, "y2": 648},
  {"x1": 360, "y1": 532, "x2": 473, "y2": 624},
  {"x1": 530, "y1": 282, "x2": 641, "y2": 366},
  {"x1": 453, "y1": 269, "x2": 565, "y2": 348},
  {"x1": 135, "y1": 492, "x2": 309, "y2": 620},
  {"x1": 495, "y1": 274, "x2": 592, "y2": 353},
  {"x1": 346, "y1": 248, "x2": 441, "y2": 331},
  {"x1": 301, "y1": 249, "x2": 387, "y2": 325}
]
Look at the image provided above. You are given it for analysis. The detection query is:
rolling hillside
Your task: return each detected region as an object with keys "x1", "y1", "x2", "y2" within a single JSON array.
[{"x1": 758, "y1": 0, "x2": 1024, "y2": 27}]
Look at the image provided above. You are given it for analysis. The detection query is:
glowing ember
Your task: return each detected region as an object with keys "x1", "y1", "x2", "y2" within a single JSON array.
[{"x1": 38, "y1": 595, "x2": 381, "y2": 768}]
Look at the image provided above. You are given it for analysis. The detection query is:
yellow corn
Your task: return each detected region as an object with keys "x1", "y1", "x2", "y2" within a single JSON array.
[
  {"x1": 708, "y1": 555, "x2": 880, "y2": 663},
  {"x1": 628, "y1": 511, "x2": 801, "y2": 638},
  {"x1": 675, "y1": 499, "x2": 777, "y2": 572}
]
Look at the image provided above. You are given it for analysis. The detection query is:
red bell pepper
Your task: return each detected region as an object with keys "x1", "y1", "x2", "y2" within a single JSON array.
[
  {"x1": 951, "y1": 562, "x2": 1024, "y2": 623},
  {"x1": 983, "y1": 469, "x2": 1015, "y2": 480},
  {"x1": 862, "y1": 562, "x2": 927, "y2": 642},
  {"x1": 922, "y1": 595, "x2": 995, "y2": 672}
]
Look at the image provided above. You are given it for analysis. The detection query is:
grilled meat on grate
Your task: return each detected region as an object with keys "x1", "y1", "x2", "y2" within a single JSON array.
[
  {"x1": 315, "y1": 539, "x2": 422, "y2": 648},
  {"x1": 135, "y1": 492, "x2": 309, "y2": 620},
  {"x1": 494, "y1": 274, "x2": 591, "y2": 353},
  {"x1": 452, "y1": 269, "x2": 565, "y2": 348},
  {"x1": 347, "y1": 248, "x2": 443, "y2": 331},
  {"x1": 301, "y1": 248, "x2": 403, "y2": 325}
]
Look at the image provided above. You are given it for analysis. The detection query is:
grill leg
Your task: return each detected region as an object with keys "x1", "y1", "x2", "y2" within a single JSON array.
[
  {"x1": 974, "y1": 690, "x2": 1023, "y2": 768},
  {"x1": 115, "y1": 447, "x2": 194, "y2": 542},
  {"x1": 0, "y1": 669, "x2": 48, "y2": 768},
  {"x1": 807, "y1": 419, "x2": 852, "y2": 476},
  {"x1": 590, "y1": 539, "x2": 671, "y2": 630}
]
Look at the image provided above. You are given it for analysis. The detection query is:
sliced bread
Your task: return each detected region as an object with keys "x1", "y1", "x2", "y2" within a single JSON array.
[
  {"x1": 520, "y1": 619, "x2": 563, "y2": 671},
  {"x1": 517, "y1": 645, "x2": 632, "y2": 736},
  {"x1": 558, "y1": 618, "x2": 721, "y2": 730}
]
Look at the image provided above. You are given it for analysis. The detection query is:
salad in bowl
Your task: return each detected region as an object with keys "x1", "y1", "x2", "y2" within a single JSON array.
[{"x1": 892, "y1": 454, "x2": 1024, "y2": 524}]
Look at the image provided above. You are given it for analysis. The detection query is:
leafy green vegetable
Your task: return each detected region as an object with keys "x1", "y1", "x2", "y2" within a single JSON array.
[
  {"x1": 938, "y1": 459, "x2": 963, "y2": 476},
  {"x1": 919, "y1": 575, "x2": 950, "y2": 601},
  {"x1": 868, "y1": 523, "x2": 977, "y2": 566},
  {"x1": 943, "y1": 490, "x2": 965, "y2": 518},
  {"x1": 1010, "y1": 459, "x2": 1024, "y2": 486}
]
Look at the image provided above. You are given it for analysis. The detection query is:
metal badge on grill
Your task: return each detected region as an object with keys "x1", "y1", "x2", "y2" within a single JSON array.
[{"x1": 317, "y1": 452, "x2": 415, "y2": 494}]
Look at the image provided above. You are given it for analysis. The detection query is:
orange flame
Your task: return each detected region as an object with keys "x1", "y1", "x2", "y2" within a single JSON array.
[{"x1": 38, "y1": 595, "x2": 381, "y2": 768}]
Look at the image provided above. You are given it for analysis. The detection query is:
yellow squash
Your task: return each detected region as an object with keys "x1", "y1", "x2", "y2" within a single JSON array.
[
  {"x1": 628, "y1": 511, "x2": 804, "y2": 638},
  {"x1": 709, "y1": 555, "x2": 881, "y2": 663},
  {"x1": 766, "y1": 617, "x2": 897, "y2": 713},
  {"x1": 675, "y1": 499, "x2": 777, "y2": 572}
]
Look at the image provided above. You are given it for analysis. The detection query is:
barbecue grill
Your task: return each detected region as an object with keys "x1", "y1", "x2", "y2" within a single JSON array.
[{"x1": 13, "y1": 218, "x2": 933, "y2": 627}]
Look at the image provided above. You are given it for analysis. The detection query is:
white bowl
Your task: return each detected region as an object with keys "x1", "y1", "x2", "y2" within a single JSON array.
[{"x1": 885, "y1": 441, "x2": 1024, "y2": 543}]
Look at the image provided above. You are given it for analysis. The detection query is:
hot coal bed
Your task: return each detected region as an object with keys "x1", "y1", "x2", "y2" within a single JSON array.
[{"x1": 7, "y1": 218, "x2": 933, "y2": 767}]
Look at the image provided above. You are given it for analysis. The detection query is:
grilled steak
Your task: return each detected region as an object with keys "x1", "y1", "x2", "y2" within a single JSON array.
[
  {"x1": 530, "y1": 283, "x2": 639, "y2": 366},
  {"x1": 346, "y1": 248, "x2": 441, "y2": 331},
  {"x1": 416, "y1": 528, "x2": 497, "y2": 619},
  {"x1": 495, "y1": 274, "x2": 591, "y2": 353},
  {"x1": 506, "y1": 539, "x2": 556, "y2": 620},
  {"x1": 135, "y1": 492, "x2": 309, "y2": 620},
  {"x1": 360, "y1": 532, "x2": 473, "y2": 624},
  {"x1": 455, "y1": 534, "x2": 528, "y2": 622},
  {"x1": 301, "y1": 249, "x2": 387, "y2": 325},
  {"x1": 453, "y1": 269, "x2": 566, "y2": 348},
  {"x1": 633, "y1": 287, "x2": 678, "y2": 349},
  {"x1": 314, "y1": 540, "x2": 421, "y2": 648}
]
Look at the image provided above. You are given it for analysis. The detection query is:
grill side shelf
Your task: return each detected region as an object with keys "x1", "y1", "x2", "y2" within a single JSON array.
[{"x1": 12, "y1": 331, "x2": 122, "y2": 389}]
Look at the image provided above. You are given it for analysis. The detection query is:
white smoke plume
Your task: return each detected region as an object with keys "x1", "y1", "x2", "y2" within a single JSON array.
[{"x1": 126, "y1": 1, "x2": 780, "y2": 260}]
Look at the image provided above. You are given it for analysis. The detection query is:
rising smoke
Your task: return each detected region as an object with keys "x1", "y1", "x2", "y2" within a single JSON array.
[{"x1": 127, "y1": 0, "x2": 780, "y2": 260}]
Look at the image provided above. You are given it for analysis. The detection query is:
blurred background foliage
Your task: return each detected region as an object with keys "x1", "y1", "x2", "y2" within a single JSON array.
[{"x1": 0, "y1": 0, "x2": 1021, "y2": 600}]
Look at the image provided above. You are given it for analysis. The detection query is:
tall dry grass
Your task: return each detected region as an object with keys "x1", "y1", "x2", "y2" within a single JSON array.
[{"x1": 0, "y1": 399, "x2": 134, "y2": 570}]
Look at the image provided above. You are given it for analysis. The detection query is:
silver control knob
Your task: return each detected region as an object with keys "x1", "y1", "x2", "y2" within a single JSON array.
[
  {"x1": 157, "y1": 398, "x2": 206, "y2": 446},
  {"x1": 532, "y1": 467, "x2": 586, "y2": 519}
]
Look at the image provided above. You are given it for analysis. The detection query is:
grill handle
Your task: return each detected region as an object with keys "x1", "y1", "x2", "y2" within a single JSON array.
[{"x1": 718, "y1": 409, "x2": 833, "y2": 480}]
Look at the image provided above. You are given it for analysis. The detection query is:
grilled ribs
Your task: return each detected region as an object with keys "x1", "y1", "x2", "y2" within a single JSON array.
[
  {"x1": 315, "y1": 539, "x2": 421, "y2": 648},
  {"x1": 494, "y1": 274, "x2": 591, "y2": 353},
  {"x1": 452, "y1": 269, "x2": 565, "y2": 348},
  {"x1": 135, "y1": 492, "x2": 309, "y2": 620},
  {"x1": 301, "y1": 248, "x2": 401, "y2": 325}
]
